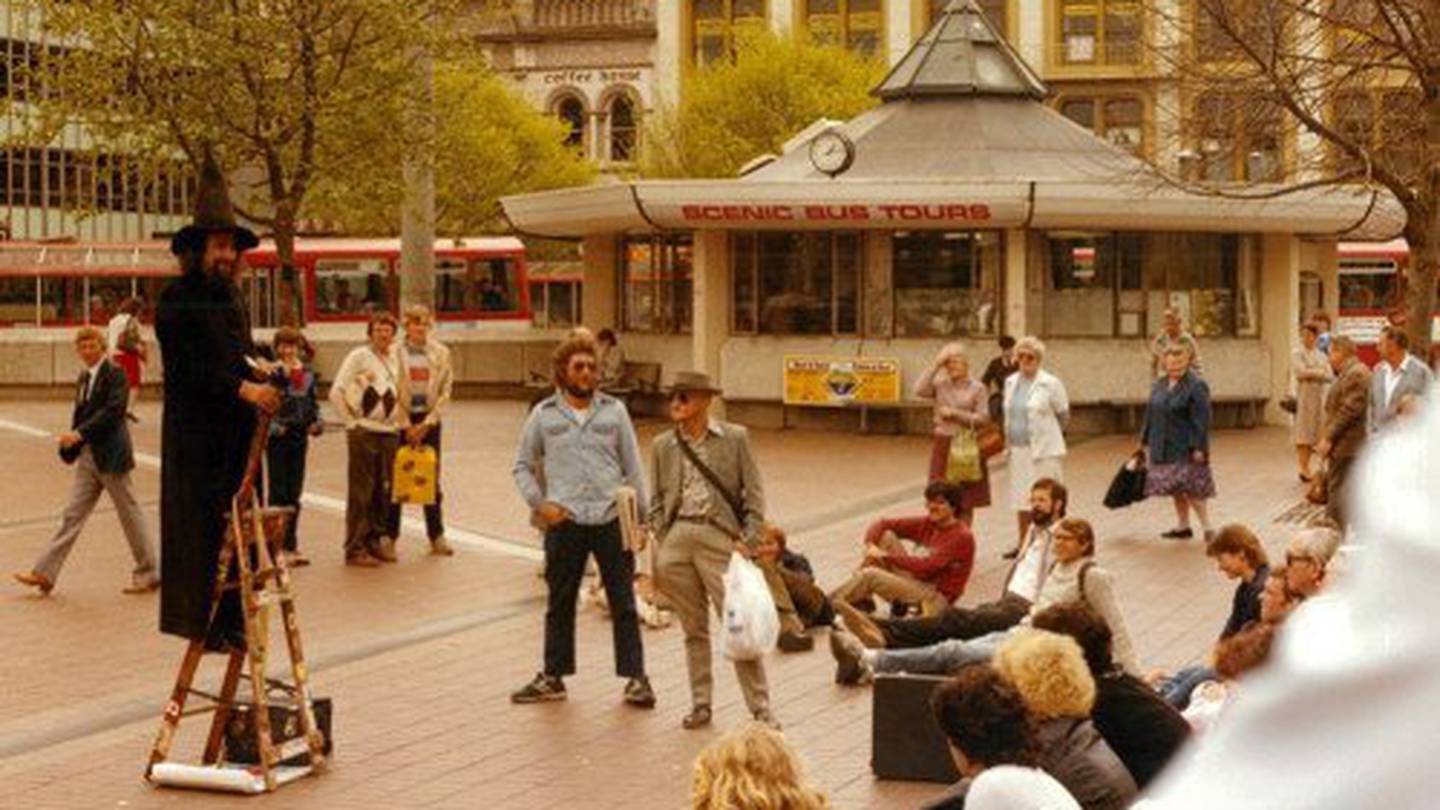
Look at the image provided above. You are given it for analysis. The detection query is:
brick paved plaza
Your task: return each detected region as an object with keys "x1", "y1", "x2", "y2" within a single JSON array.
[{"x1": 0, "y1": 399, "x2": 1314, "y2": 810}]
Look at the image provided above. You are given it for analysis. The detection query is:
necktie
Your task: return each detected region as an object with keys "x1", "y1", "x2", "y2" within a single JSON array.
[{"x1": 78, "y1": 370, "x2": 92, "y2": 402}]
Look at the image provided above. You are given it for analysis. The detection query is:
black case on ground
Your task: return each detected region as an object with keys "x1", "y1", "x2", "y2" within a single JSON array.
[
  {"x1": 224, "y1": 697, "x2": 333, "y2": 767},
  {"x1": 871, "y1": 673, "x2": 961, "y2": 783}
]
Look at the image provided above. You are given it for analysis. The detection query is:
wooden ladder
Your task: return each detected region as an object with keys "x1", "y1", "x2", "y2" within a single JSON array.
[{"x1": 144, "y1": 413, "x2": 326, "y2": 793}]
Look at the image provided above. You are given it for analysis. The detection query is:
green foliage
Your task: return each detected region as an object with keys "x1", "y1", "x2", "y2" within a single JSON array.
[
  {"x1": 640, "y1": 31, "x2": 886, "y2": 179},
  {"x1": 305, "y1": 60, "x2": 598, "y2": 235}
]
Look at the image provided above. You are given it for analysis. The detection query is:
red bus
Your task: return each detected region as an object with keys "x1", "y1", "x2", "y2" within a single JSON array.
[
  {"x1": 1337, "y1": 239, "x2": 1437, "y2": 364},
  {"x1": 0, "y1": 236, "x2": 532, "y2": 329}
]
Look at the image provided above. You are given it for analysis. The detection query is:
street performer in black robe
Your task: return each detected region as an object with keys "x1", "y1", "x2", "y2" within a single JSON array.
[{"x1": 155, "y1": 155, "x2": 279, "y2": 652}]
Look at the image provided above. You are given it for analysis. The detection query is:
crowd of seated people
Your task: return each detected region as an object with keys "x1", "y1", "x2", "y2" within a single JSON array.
[{"x1": 678, "y1": 470, "x2": 1345, "y2": 810}]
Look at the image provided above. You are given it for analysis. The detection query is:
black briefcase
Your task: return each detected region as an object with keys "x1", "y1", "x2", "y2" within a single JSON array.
[
  {"x1": 871, "y1": 673, "x2": 960, "y2": 783},
  {"x1": 224, "y1": 697, "x2": 333, "y2": 767}
]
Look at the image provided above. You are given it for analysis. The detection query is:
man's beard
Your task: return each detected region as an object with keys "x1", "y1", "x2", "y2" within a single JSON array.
[
  {"x1": 563, "y1": 379, "x2": 594, "y2": 401},
  {"x1": 204, "y1": 258, "x2": 236, "y2": 281},
  {"x1": 1031, "y1": 508, "x2": 1053, "y2": 527}
]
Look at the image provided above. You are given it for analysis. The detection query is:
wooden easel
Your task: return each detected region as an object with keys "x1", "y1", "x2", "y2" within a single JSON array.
[{"x1": 144, "y1": 412, "x2": 326, "y2": 793}]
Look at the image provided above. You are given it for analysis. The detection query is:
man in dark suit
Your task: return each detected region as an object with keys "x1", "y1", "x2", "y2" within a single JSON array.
[
  {"x1": 14, "y1": 327, "x2": 158, "y2": 595},
  {"x1": 1316, "y1": 335, "x2": 1371, "y2": 528}
]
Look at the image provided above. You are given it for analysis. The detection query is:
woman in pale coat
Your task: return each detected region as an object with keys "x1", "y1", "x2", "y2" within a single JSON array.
[
  {"x1": 1003, "y1": 337, "x2": 1070, "y2": 553},
  {"x1": 914, "y1": 342, "x2": 992, "y2": 524},
  {"x1": 1291, "y1": 321, "x2": 1331, "y2": 482}
]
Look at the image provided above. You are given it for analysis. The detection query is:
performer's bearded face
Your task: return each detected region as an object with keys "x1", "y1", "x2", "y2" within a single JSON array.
[
  {"x1": 202, "y1": 233, "x2": 239, "y2": 281},
  {"x1": 561, "y1": 353, "x2": 596, "y2": 401}
]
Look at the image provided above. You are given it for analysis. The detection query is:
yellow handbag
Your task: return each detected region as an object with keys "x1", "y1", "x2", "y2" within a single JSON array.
[{"x1": 392, "y1": 444, "x2": 438, "y2": 505}]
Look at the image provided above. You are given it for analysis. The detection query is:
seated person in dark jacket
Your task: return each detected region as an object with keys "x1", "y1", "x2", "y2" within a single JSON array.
[
  {"x1": 994, "y1": 629, "x2": 1137, "y2": 810},
  {"x1": 924, "y1": 663, "x2": 1081, "y2": 810},
  {"x1": 1151, "y1": 525, "x2": 1271, "y2": 709},
  {"x1": 756, "y1": 523, "x2": 833, "y2": 653},
  {"x1": 1032, "y1": 602, "x2": 1191, "y2": 790}
]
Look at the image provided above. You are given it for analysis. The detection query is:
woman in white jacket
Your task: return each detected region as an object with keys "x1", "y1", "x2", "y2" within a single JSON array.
[{"x1": 1003, "y1": 337, "x2": 1070, "y2": 555}]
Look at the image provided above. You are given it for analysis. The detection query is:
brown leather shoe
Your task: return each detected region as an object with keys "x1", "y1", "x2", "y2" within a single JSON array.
[
  {"x1": 345, "y1": 551, "x2": 383, "y2": 568},
  {"x1": 14, "y1": 571, "x2": 54, "y2": 594},
  {"x1": 373, "y1": 538, "x2": 398, "y2": 563},
  {"x1": 429, "y1": 536, "x2": 455, "y2": 557},
  {"x1": 836, "y1": 601, "x2": 887, "y2": 649},
  {"x1": 681, "y1": 705, "x2": 712, "y2": 730},
  {"x1": 122, "y1": 577, "x2": 160, "y2": 595}
]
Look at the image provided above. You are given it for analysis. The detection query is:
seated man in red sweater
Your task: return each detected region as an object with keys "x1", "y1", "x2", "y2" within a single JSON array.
[{"x1": 830, "y1": 481, "x2": 975, "y2": 618}]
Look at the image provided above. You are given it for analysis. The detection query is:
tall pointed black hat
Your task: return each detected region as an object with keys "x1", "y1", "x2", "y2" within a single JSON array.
[{"x1": 169, "y1": 151, "x2": 259, "y2": 256}]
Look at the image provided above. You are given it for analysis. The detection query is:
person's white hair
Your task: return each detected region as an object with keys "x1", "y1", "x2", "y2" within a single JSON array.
[
  {"x1": 1288, "y1": 527, "x2": 1342, "y2": 567},
  {"x1": 937, "y1": 341, "x2": 968, "y2": 365},
  {"x1": 1015, "y1": 336, "x2": 1046, "y2": 362}
]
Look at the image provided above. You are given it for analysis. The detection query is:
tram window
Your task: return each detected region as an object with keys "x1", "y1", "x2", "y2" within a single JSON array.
[
  {"x1": 88, "y1": 277, "x2": 135, "y2": 324},
  {"x1": 40, "y1": 277, "x2": 83, "y2": 324},
  {"x1": 314, "y1": 258, "x2": 389, "y2": 316},
  {"x1": 0, "y1": 277, "x2": 36, "y2": 324},
  {"x1": 473, "y1": 258, "x2": 518, "y2": 312},
  {"x1": 547, "y1": 281, "x2": 577, "y2": 328},
  {"x1": 435, "y1": 259, "x2": 468, "y2": 314},
  {"x1": 1339, "y1": 270, "x2": 1394, "y2": 311}
]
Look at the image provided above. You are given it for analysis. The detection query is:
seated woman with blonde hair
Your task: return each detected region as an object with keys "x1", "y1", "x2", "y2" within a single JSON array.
[
  {"x1": 994, "y1": 629, "x2": 1138, "y2": 810},
  {"x1": 692, "y1": 722, "x2": 829, "y2": 810}
]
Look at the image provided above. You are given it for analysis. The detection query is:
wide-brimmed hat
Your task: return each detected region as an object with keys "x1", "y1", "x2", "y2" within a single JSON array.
[
  {"x1": 668, "y1": 370, "x2": 723, "y2": 396},
  {"x1": 169, "y1": 152, "x2": 259, "y2": 256}
]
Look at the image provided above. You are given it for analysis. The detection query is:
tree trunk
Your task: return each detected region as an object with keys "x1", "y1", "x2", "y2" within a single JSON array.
[
  {"x1": 274, "y1": 219, "x2": 304, "y2": 327},
  {"x1": 399, "y1": 31, "x2": 436, "y2": 312},
  {"x1": 1405, "y1": 209, "x2": 1438, "y2": 360}
]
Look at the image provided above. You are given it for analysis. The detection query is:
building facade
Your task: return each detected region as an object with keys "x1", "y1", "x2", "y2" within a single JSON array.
[
  {"x1": 2, "y1": 6, "x2": 191, "y2": 243},
  {"x1": 503, "y1": 2, "x2": 1402, "y2": 433},
  {"x1": 474, "y1": 1, "x2": 658, "y2": 169}
]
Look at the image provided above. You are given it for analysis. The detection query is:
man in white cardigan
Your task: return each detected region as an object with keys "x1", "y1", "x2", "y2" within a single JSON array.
[{"x1": 329, "y1": 312, "x2": 405, "y2": 567}]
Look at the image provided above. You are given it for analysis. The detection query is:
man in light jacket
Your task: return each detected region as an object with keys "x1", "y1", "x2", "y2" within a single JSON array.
[
  {"x1": 389, "y1": 304, "x2": 455, "y2": 556},
  {"x1": 1368, "y1": 325, "x2": 1431, "y2": 435},
  {"x1": 650, "y1": 371, "x2": 776, "y2": 731}
]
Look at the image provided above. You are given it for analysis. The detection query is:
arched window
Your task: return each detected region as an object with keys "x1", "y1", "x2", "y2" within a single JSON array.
[
  {"x1": 609, "y1": 95, "x2": 638, "y2": 162},
  {"x1": 555, "y1": 95, "x2": 587, "y2": 151}
]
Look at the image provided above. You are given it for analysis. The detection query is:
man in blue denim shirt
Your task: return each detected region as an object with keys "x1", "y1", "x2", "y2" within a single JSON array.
[{"x1": 510, "y1": 334, "x2": 655, "y2": 708}]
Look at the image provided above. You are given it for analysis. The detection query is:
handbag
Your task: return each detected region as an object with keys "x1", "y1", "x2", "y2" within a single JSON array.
[
  {"x1": 224, "y1": 694, "x2": 333, "y2": 767},
  {"x1": 391, "y1": 444, "x2": 438, "y2": 505},
  {"x1": 976, "y1": 421, "x2": 1005, "y2": 460},
  {"x1": 945, "y1": 430, "x2": 983, "y2": 484},
  {"x1": 1103, "y1": 453, "x2": 1148, "y2": 509}
]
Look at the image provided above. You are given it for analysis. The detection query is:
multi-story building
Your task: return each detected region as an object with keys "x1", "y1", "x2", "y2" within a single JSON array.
[
  {"x1": 1, "y1": 6, "x2": 191, "y2": 242},
  {"x1": 474, "y1": 0, "x2": 658, "y2": 169}
]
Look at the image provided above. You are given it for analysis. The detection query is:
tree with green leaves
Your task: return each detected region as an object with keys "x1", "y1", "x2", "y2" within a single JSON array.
[
  {"x1": 641, "y1": 31, "x2": 887, "y2": 179},
  {"x1": 24, "y1": 0, "x2": 472, "y2": 325},
  {"x1": 304, "y1": 60, "x2": 597, "y2": 237}
]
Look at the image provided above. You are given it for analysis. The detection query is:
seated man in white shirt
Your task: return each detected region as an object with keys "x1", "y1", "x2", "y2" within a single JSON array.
[{"x1": 835, "y1": 478, "x2": 1067, "y2": 650}]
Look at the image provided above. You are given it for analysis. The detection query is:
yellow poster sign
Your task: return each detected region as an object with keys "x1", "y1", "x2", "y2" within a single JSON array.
[{"x1": 782, "y1": 356, "x2": 901, "y2": 406}]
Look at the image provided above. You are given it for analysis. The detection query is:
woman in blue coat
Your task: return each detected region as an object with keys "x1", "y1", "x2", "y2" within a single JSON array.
[{"x1": 1140, "y1": 344, "x2": 1215, "y2": 541}]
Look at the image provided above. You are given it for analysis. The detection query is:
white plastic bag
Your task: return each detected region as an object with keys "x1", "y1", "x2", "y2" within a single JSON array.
[{"x1": 722, "y1": 552, "x2": 779, "y2": 661}]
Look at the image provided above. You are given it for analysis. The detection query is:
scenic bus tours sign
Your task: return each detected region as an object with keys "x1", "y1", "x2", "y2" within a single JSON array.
[{"x1": 783, "y1": 356, "x2": 902, "y2": 407}]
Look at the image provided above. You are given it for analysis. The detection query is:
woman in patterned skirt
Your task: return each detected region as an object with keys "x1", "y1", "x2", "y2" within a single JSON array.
[
  {"x1": 1140, "y1": 344, "x2": 1215, "y2": 541},
  {"x1": 914, "y1": 342, "x2": 992, "y2": 525}
]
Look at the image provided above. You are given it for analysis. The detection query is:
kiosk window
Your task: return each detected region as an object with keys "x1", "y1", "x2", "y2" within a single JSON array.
[
  {"x1": 622, "y1": 235, "x2": 693, "y2": 334},
  {"x1": 1041, "y1": 231, "x2": 1259, "y2": 338},
  {"x1": 892, "y1": 231, "x2": 1001, "y2": 338},
  {"x1": 732, "y1": 232, "x2": 860, "y2": 336}
]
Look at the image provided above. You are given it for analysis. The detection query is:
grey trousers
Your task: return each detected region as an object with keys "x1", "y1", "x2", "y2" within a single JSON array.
[
  {"x1": 34, "y1": 449, "x2": 157, "y2": 586},
  {"x1": 656, "y1": 521, "x2": 770, "y2": 715}
]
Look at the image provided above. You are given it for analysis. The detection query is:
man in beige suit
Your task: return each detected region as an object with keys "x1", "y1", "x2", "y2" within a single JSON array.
[
  {"x1": 649, "y1": 371, "x2": 775, "y2": 730},
  {"x1": 1316, "y1": 335, "x2": 1371, "y2": 528}
]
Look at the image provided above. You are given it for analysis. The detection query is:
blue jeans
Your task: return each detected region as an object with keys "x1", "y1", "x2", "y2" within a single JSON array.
[
  {"x1": 1159, "y1": 665, "x2": 1216, "y2": 710},
  {"x1": 873, "y1": 630, "x2": 1011, "y2": 675}
]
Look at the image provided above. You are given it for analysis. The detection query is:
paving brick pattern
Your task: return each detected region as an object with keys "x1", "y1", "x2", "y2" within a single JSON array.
[{"x1": 0, "y1": 399, "x2": 1313, "y2": 809}]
